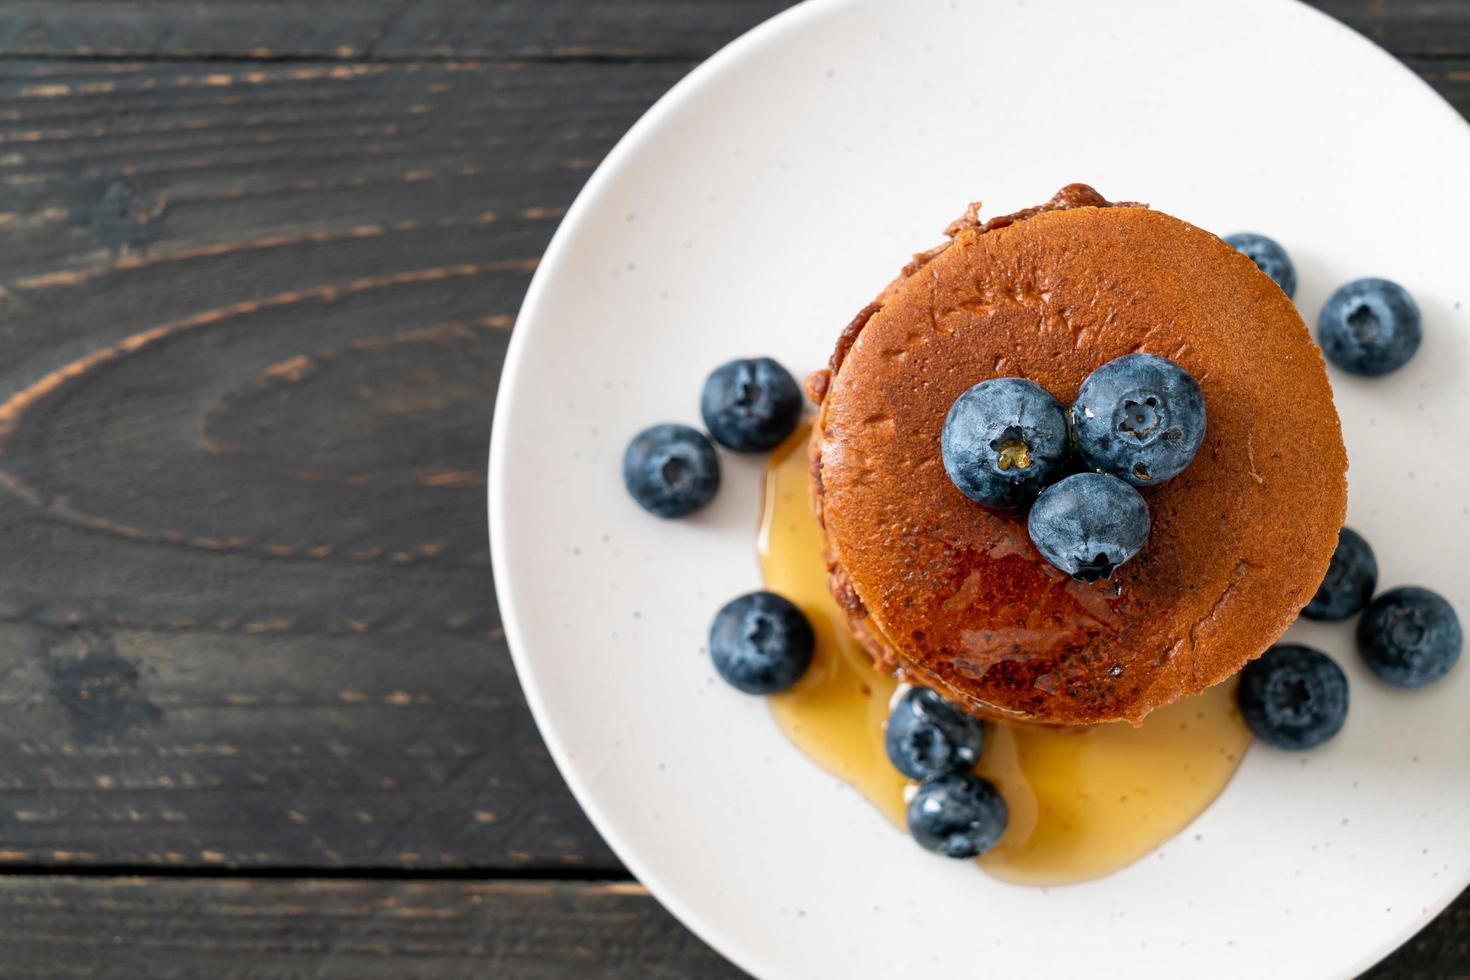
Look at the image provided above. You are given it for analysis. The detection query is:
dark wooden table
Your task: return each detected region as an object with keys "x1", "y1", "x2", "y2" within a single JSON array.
[{"x1": 0, "y1": 2, "x2": 1466, "y2": 976}]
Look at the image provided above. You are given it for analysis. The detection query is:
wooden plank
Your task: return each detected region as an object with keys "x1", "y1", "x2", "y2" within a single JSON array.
[
  {"x1": 1403, "y1": 57, "x2": 1470, "y2": 116},
  {"x1": 0, "y1": 59, "x2": 686, "y2": 281},
  {"x1": 0, "y1": 1, "x2": 792, "y2": 61},
  {"x1": 0, "y1": 2, "x2": 1467, "y2": 62},
  {"x1": 0, "y1": 0, "x2": 1465, "y2": 975},
  {"x1": 0, "y1": 874, "x2": 1460, "y2": 978},
  {"x1": 0, "y1": 42, "x2": 1465, "y2": 874},
  {"x1": 1310, "y1": 0, "x2": 1470, "y2": 58},
  {"x1": 0, "y1": 876, "x2": 748, "y2": 979},
  {"x1": 0, "y1": 0, "x2": 1465, "y2": 948},
  {"x1": 0, "y1": 58, "x2": 706, "y2": 869},
  {"x1": 0, "y1": 622, "x2": 620, "y2": 870}
]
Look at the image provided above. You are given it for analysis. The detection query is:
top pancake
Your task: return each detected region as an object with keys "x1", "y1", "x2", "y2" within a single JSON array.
[{"x1": 811, "y1": 186, "x2": 1347, "y2": 725}]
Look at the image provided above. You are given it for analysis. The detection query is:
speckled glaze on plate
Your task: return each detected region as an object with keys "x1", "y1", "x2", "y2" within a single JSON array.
[{"x1": 488, "y1": 1, "x2": 1470, "y2": 977}]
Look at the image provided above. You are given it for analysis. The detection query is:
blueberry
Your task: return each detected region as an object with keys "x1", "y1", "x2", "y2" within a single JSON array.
[
  {"x1": 708, "y1": 591, "x2": 814, "y2": 694},
  {"x1": 941, "y1": 378, "x2": 1070, "y2": 510},
  {"x1": 623, "y1": 424, "x2": 720, "y2": 518},
  {"x1": 884, "y1": 687, "x2": 986, "y2": 780},
  {"x1": 1356, "y1": 587, "x2": 1461, "y2": 687},
  {"x1": 1027, "y1": 472, "x2": 1150, "y2": 582},
  {"x1": 1316, "y1": 278, "x2": 1421, "y2": 377},
  {"x1": 907, "y1": 773, "x2": 1008, "y2": 859},
  {"x1": 1225, "y1": 233, "x2": 1297, "y2": 299},
  {"x1": 1071, "y1": 353, "x2": 1206, "y2": 486},
  {"x1": 1237, "y1": 644, "x2": 1349, "y2": 750},
  {"x1": 700, "y1": 358, "x2": 803, "y2": 452},
  {"x1": 1302, "y1": 527, "x2": 1378, "y2": 621}
]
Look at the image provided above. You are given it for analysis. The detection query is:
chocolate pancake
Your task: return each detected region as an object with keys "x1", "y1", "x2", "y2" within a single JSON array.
[{"x1": 810, "y1": 185, "x2": 1347, "y2": 726}]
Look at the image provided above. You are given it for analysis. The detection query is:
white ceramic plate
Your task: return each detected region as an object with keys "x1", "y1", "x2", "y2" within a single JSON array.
[{"x1": 489, "y1": 1, "x2": 1470, "y2": 976}]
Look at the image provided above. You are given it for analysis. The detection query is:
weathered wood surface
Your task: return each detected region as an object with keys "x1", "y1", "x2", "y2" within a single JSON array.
[
  {"x1": 0, "y1": 877, "x2": 747, "y2": 979},
  {"x1": 1308, "y1": 0, "x2": 1470, "y2": 57},
  {"x1": 0, "y1": 1, "x2": 793, "y2": 61},
  {"x1": 0, "y1": 873, "x2": 1461, "y2": 979},
  {"x1": 0, "y1": 3, "x2": 1465, "y2": 88},
  {"x1": 2, "y1": 0, "x2": 1468, "y2": 61},
  {"x1": 0, "y1": 57, "x2": 693, "y2": 871},
  {"x1": 0, "y1": 1, "x2": 1466, "y2": 977}
]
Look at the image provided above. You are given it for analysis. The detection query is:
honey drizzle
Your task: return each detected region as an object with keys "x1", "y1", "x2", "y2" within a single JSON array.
[{"x1": 760, "y1": 426, "x2": 1251, "y2": 885}]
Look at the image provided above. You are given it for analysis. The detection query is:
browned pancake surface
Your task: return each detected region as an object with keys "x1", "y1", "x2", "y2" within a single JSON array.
[{"x1": 812, "y1": 188, "x2": 1347, "y2": 725}]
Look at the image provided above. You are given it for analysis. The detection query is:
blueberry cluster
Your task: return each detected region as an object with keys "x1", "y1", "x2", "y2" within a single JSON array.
[
  {"x1": 941, "y1": 353, "x2": 1206, "y2": 581},
  {"x1": 1225, "y1": 232, "x2": 1423, "y2": 378},
  {"x1": 884, "y1": 687, "x2": 1007, "y2": 859},
  {"x1": 1237, "y1": 527, "x2": 1461, "y2": 750},
  {"x1": 1218, "y1": 232, "x2": 1445, "y2": 750},
  {"x1": 623, "y1": 357, "x2": 818, "y2": 696},
  {"x1": 623, "y1": 357, "x2": 804, "y2": 519}
]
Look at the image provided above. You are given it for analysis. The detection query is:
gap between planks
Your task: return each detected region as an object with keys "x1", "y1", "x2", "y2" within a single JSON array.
[{"x1": 0, "y1": 864, "x2": 637, "y2": 883}]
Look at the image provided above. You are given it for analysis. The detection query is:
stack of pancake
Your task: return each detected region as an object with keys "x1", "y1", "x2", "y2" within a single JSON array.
[{"x1": 808, "y1": 186, "x2": 1347, "y2": 725}]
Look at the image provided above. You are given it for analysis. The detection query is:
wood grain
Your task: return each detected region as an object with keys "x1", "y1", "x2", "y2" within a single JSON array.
[
  {"x1": 0, "y1": 1, "x2": 791, "y2": 61},
  {"x1": 0, "y1": 58, "x2": 700, "y2": 870},
  {"x1": 0, "y1": 874, "x2": 1461, "y2": 979},
  {"x1": 0, "y1": 877, "x2": 748, "y2": 979},
  {"x1": 0, "y1": 1, "x2": 1468, "y2": 978},
  {"x1": 2, "y1": 0, "x2": 1467, "y2": 62},
  {"x1": 0, "y1": 6, "x2": 1466, "y2": 876},
  {"x1": 1309, "y1": 0, "x2": 1470, "y2": 58}
]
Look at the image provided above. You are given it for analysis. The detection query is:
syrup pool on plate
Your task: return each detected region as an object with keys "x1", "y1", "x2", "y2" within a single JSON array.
[{"x1": 758, "y1": 425, "x2": 1252, "y2": 885}]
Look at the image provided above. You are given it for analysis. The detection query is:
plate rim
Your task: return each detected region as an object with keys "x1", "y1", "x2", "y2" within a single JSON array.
[
  {"x1": 490, "y1": 3, "x2": 843, "y2": 974},
  {"x1": 488, "y1": 1, "x2": 1470, "y2": 977}
]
